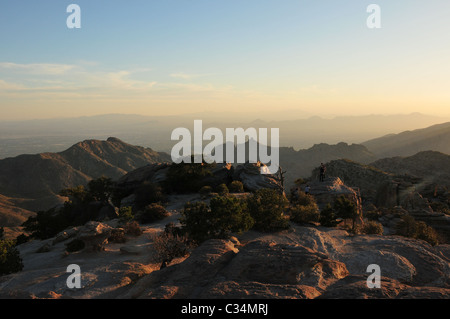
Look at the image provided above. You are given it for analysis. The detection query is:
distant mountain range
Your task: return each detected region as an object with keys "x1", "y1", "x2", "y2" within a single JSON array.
[
  {"x1": 362, "y1": 122, "x2": 450, "y2": 158},
  {"x1": 0, "y1": 137, "x2": 170, "y2": 214},
  {"x1": 0, "y1": 120, "x2": 449, "y2": 228},
  {"x1": 0, "y1": 112, "x2": 448, "y2": 159}
]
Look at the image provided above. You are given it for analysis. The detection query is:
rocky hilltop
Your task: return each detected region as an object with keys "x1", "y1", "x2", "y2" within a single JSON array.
[{"x1": 0, "y1": 138, "x2": 171, "y2": 215}]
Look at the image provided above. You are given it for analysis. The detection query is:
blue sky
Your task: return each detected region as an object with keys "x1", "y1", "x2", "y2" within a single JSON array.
[{"x1": 1, "y1": 1, "x2": 450, "y2": 120}]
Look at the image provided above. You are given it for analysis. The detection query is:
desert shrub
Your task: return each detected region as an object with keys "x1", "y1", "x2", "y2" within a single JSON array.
[
  {"x1": 153, "y1": 232, "x2": 193, "y2": 264},
  {"x1": 199, "y1": 185, "x2": 213, "y2": 197},
  {"x1": 124, "y1": 221, "x2": 142, "y2": 236},
  {"x1": 415, "y1": 221, "x2": 439, "y2": 246},
  {"x1": 65, "y1": 239, "x2": 85, "y2": 253},
  {"x1": 396, "y1": 215, "x2": 439, "y2": 246},
  {"x1": 361, "y1": 220, "x2": 384, "y2": 235},
  {"x1": 320, "y1": 204, "x2": 339, "y2": 227},
  {"x1": 180, "y1": 196, "x2": 253, "y2": 244},
  {"x1": 0, "y1": 240, "x2": 24, "y2": 276},
  {"x1": 290, "y1": 203, "x2": 320, "y2": 224},
  {"x1": 137, "y1": 203, "x2": 169, "y2": 224},
  {"x1": 247, "y1": 188, "x2": 289, "y2": 232},
  {"x1": 118, "y1": 206, "x2": 134, "y2": 224},
  {"x1": 208, "y1": 195, "x2": 254, "y2": 237},
  {"x1": 108, "y1": 228, "x2": 126, "y2": 243},
  {"x1": 296, "y1": 191, "x2": 316, "y2": 207},
  {"x1": 216, "y1": 184, "x2": 229, "y2": 196},
  {"x1": 180, "y1": 201, "x2": 211, "y2": 243},
  {"x1": 229, "y1": 181, "x2": 244, "y2": 193}
]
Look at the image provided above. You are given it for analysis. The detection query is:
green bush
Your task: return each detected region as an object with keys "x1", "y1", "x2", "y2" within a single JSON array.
[
  {"x1": 216, "y1": 184, "x2": 229, "y2": 196},
  {"x1": 247, "y1": 189, "x2": 289, "y2": 232},
  {"x1": 320, "y1": 204, "x2": 339, "y2": 227},
  {"x1": 229, "y1": 181, "x2": 244, "y2": 193},
  {"x1": 290, "y1": 203, "x2": 320, "y2": 224},
  {"x1": 180, "y1": 196, "x2": 253, "y2": 244},
  {"x1": 137, "y1": 203, "x2": 169, "y2": 224},
  {"x1": 361, "y1": 220, "x2": 384, "y2": 235},
  {"x1": 0, "y1": 240, "x2": 24, "y2": 276},
  {"x1": 415, "y1": 221, "x2": 439, "y2": 246}
]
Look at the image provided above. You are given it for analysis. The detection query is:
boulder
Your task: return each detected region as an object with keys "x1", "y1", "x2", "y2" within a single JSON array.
[{"x1": 75, "y1": 221, "x2": 113, "y2": 252}]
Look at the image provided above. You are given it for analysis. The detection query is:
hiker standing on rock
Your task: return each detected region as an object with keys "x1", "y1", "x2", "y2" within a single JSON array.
[{"x1": 319, "y1": 163, "x2": 326, "y2": 182}]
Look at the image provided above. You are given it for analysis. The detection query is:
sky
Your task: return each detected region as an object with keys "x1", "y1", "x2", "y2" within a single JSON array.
[{"x1": 1, "y1": 0, "x2": 450, "y2": 121}]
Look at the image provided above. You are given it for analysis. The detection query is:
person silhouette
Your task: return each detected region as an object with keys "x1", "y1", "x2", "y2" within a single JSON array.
[{"x1": 319, "y1": 163, "x2": 326, "y2": 182}]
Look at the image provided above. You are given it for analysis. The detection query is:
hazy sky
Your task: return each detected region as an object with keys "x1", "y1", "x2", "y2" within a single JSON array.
[{"x1": 1, "y1": 1, "x2": 450, "y2": 120}]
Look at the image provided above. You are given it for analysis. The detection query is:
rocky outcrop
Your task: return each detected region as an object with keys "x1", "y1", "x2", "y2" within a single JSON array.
[
  {"x1": 232, "y1": 162, "x2": 283, "y2": 193},
  {"x1": 2, "y1": 219, "x2": 450, "y2": 299},
  {"x1": 301, "y1": 177, "x2": 362, "y2": 217}
]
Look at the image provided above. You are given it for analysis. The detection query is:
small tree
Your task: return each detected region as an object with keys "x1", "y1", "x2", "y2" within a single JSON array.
[
  {"x1": 247, "y1": 188, "x2": 289, "y2": 232},
  {"x1": 334, "y1": 195, "x2": 358, "y2": 231},
  {"x1": 180, "y1": 196, "x2": 253, "y2": 244},
  {"x1": 290, "y1": 203, "x2": 320, "y2": 224},
  {"x1": 320, "y1": 204, "x2": 339, "y2": 227},
  {"x1": 319, "y1": 203, "x2": 339, "y2": 227}
]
